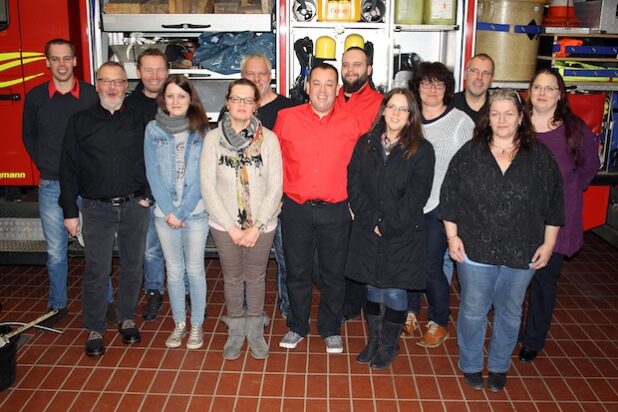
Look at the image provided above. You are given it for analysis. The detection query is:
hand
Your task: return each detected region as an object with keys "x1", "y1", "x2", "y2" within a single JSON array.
[
  {"x1": 64, "y1": 218, "x2": 80, "y2": 237},
  {"x1": 530, "y1": 242, "x2": 554, "y2": 270},
  {"x1": 228, "y1": 226, "x2": 244, "y2": 246},
  {"x1": 373, "y1": 226, "x2": 382, "y2": 237},
  {"x1": 241, "y1": 226, "x2": 260, "y2": 248},
  {"x1": 447, "y1": 235, "x2": 466, "y2": 263},
  {"x1": 165, "y1": 213, "x2": 185, "y2": 229}
]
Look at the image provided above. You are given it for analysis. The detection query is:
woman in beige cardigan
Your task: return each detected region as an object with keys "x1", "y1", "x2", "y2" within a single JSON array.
[{"x1": 200, "y1": 79, "x2": 283, "y2": 360}]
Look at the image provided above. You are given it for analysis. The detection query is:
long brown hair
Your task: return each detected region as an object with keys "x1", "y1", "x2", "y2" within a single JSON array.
[
  {"x1": 157, "y1": 75, "x2": 209, "y2": 135},
  {"x1": 368, "y1": 88, "x2": 424, "y2": 159},
  {"x1": 473, "y1": 88, "x2": 535, "y2": 150},
  {"x1": 526, "y1": 68, "x2": 584, "y2": 166}
]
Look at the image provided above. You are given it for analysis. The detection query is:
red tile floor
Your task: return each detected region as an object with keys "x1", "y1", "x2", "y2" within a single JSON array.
[{"x1": 0, "y1": 232, "x2": 617, "y2": 411}]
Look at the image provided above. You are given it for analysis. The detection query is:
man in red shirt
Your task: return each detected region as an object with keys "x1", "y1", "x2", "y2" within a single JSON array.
[
  {"x1": 274, "y1": 63, "x2": 362, "y2": 354},
  {"x1": 336, "y1": 46, "x2": 383, "y2": 320}
]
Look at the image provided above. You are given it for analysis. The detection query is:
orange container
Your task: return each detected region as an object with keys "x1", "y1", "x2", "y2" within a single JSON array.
[{"x1": 317, "y1": 0, "x2": 361, "y2": 22}]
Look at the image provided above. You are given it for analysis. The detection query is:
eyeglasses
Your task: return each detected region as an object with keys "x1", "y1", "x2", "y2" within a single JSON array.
[
  {"x1": 97, "y1": 78, "x2": 127, "y2": 87},
  {"x1": 385, "y1": 104, "x2": 410, "y2": 113},
  {"x1": 531, "y1": 85, "x2": 560, "y2": 94},
  {"x1": 466, "y1": 67, "x2": 493, "y2": 78},
  {"x1": 228, "y1": 96, "x2": 256, "y2": 105},
  {"x1": 420, "y1": 80, "x2": 446, "y2": 90}
]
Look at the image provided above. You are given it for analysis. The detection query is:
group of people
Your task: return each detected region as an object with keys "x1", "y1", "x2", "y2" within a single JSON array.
[{"x1": 23, "y1": 38, "x2": 599, "y2": 392}]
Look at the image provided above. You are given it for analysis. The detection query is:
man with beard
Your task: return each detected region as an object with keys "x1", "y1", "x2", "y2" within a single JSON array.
[
  {"x1": 60, "y1": 62, "x2": 151, "y2": 357},
  {"x1": 22, "y1": 38, "x2": 98, "y2": 328},
  {"x1": 335, "y1": 46, "x2": 383, "y2": 320},
  {"x1": 450, "y1": 53, "x2": 494, "y2": 123},
  {"x1": 124, "y1": 48, "x2": 170, "y2": 322}
]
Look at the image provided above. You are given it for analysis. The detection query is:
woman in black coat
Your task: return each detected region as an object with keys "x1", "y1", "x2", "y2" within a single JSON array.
[{"x1": 345, "y1": 88, "x2": 435, "y2": 369}]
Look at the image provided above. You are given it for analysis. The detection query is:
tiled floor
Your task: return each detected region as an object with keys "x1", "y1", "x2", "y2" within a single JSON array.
[{"x1": 0, "y1": 232, "x2": 616, "y2": 412}]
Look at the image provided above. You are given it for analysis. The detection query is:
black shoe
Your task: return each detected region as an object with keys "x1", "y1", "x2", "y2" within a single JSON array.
[
  {"x1": 463, "y1": 372, "x2": 484, "y2": 390},
  {"x1": 142, "y1": 289, "x2": 162, "y2": 322},
  {"x1": 39, "y1": 307, "x2": 68, "y2": 329},
  {"x1": 106, "y1": 302, "x2": 116, "y2": 325},
  {"x1": 487, "y1": 372, "x2": 507, "y2": 392},
  {"x1": 343, "y1": 312, "x2": 361, "y2": 321},
  {"x1": 519, "y1": 347, "x2": 538, "y2": 363},
  {"x1": 118, "y1": 319, "x2": 141, "y2": 344},
  {"x1": 85, "y1": 331, "x2": 105, "y2": 357}
]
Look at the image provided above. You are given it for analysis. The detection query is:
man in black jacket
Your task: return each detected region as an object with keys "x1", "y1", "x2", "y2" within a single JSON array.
[{"x1": 60, "y1": 62, "x2": 151, "y2": 357}]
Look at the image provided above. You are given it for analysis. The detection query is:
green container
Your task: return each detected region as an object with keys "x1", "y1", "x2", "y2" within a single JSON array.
[
  {"x1": 395, "y1": 0, "x2": 424, "y2": 25},
  {"x1": 423, "y1": 0, "x2": 456, "y2": 25}
]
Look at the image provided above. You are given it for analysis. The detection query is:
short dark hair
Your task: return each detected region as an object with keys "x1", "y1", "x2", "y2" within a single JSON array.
[
  {"x1": 225, "y1": 78, "x2": 261, "y2": 105},
  {"x1": 309, "y1": 62, "x2": 339, "y2": 82},
  {"x1": 45, "y1": 38, "x2": 75, "y2": 58},
  {"x1": 468, "y1": 53, "x2": 495, "y2": 75},
  {"x1": 343, "y1": 47, "x2": 370, "y2": 66},
  {"x1": 409, "y1": 61, "x2": 455, "y2": 106},
  {"x1": 137, "y1": 48, "x2": 168, "y2": 69},
  {"x1": 158, "y1": 74, "x2": 209, "y2": 135}
]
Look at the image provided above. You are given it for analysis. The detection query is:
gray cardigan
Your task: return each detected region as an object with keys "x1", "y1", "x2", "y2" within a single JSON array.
[{"x1": 200, "y1": 126, "x2": 283, "y2": 232}]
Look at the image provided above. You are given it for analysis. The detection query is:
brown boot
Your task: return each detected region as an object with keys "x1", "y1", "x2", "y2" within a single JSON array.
[
  {"x1": 400, "y1": 311, "x2": 418, "y2": 337},
  {"x1": 416, "y1": 321, "x2": 449, "y2": 348}
]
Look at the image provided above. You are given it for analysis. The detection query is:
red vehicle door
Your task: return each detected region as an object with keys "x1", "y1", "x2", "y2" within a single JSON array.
[{"x1": 0, "y1": 0, "x2": 73, "y2": 186}]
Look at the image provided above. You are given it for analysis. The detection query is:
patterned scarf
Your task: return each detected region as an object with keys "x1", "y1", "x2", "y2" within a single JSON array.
[{"x1": 218, "y1": 113, "x2": 264, "y2": 229}]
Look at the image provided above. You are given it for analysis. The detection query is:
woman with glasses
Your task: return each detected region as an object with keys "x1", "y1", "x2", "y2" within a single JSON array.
[
  {"x1": 144, "y1": 75, "x2": 210, "y2": 349},
  {"x1": 200, "y1": 78, "x2": 282, "y2": 360},
  {"x1": 441, "y1": 89, "x2": 563, "y2": 391},
  {"x1": 404, "y1": 62, "x2": 475, "y2": 347},
  {"x1": 519, "y1": 70, "x2": 599, "y2": 363},
  {"x1": 346, "y1": 88, "x2": 435, "y2": 369}
]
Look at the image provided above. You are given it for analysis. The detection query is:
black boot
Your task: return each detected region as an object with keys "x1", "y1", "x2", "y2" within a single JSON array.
[
  {"x1": 356, "y1": 301, "x2": 381, "y2": 364},
  {"x1": 370, "y1": 307, "x2": 406, "y2": 369}
]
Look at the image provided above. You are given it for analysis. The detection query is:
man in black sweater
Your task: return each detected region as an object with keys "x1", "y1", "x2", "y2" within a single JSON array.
[
  {"x1": 60, "y1": 62, "x2": 151, "y2": 357},
  {"x1": 124, "y1": 48, "x2": 170, "y2": 322},
  {"x1": 22, "y1": 38, "x2": 97, "y2": 328}
]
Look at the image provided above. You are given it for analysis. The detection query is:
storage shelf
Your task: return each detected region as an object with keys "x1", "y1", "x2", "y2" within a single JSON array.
[
  {"x1": 538, "y1": 56, "x2": 618, "y2": 63},
  {"x1": 393, "y1": 24, "x2": 459, "y2": 32},
  {"x1": 289, "y1": 21, "x2": 386, "y2": 30},
  {"x1": 102, "y1": 13, "x2": 272, "y2": 32},
  {"x1": 541, "y1": 32, "x2": 618, "y2": 39}
]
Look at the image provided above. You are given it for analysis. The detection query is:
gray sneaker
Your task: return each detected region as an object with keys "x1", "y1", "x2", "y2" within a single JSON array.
[
  {"x1": 279, "y1": 331, "x2": 304, "y2": 349},
  {"x1": 166, "y1": 322, "x2": 186, "y2": 348},
  {"x1": 186, "y1": 325, "x2": 203, "y2": 350},
  {"x1": 325, "y1": 335, "x2": 344, "y2": 354}
]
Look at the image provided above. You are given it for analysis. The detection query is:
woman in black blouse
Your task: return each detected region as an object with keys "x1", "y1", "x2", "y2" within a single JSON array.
[
  {"x1": 440, "y1": 89, "x2": 563, "y2": 391},
  {"x1": 345, "y1": 88, "x2": 435, "y2": 369}
]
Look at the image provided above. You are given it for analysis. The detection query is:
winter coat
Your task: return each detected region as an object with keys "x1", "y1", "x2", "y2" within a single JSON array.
[{"x1": 345, "y1": 127, "x2": 435, "y2": 290}]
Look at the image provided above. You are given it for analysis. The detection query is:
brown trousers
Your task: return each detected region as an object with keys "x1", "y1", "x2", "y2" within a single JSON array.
[{"x1": 210, "y1": 228, "x2": 276, "y2": 317}]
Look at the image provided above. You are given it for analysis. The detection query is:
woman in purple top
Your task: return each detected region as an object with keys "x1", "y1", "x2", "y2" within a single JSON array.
[{"x1": 520, "y1": 69, "x2": 600, "y2": 362}]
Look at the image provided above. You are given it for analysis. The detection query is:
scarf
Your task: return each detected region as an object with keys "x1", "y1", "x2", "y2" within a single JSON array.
[
  {"x1": 218, "y1": 113, "x2": 264, "y2": 229},
  {"x1": 155, "y1": 108, "x2": 190, "y2": 135}
]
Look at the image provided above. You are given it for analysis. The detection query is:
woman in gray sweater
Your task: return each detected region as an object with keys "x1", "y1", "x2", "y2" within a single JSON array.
[{"x1": 200, "y1": 79, "x2": 283, "y2": 361}]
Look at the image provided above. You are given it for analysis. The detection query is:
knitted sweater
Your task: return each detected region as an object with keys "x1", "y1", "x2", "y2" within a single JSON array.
[
  {"x1": 200, "y1": 126, "x2": 283, "y2": 232},
  {"x1": 423, "y1": 107, "x2": 475, "y2": 213}
]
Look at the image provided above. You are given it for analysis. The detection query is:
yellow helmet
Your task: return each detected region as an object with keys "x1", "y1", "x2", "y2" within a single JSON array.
[
  {"x1": 344, "y1": 33, "x2": 365, "y2": 51},
  {"x1": 314, "y1": 36, "x2": 336, "y2": 60}
]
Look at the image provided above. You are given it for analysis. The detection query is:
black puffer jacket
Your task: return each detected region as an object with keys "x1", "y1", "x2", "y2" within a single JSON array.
[{"x1": 344, "y1": 127, "x2": 435, "y2": 290}]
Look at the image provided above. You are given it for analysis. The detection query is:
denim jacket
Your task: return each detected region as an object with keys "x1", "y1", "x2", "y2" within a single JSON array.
[{"x1": 144, "y1": 120, "x2": 205, "y2": 222}]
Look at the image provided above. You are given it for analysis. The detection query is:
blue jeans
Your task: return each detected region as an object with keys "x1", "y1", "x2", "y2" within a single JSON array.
[
  {"x1": 273, "y1": 218, "x2": 289, "y2": 316},
  {"x1": 155, "y1": 212, "x2": 208, "y2": 327},
  {"x1": 406, "y1": 208, "x2": 450, "y2": 326},
  {"x1": 457, "y1": 257, "x2": 535, "y2": 374},
  {"x1": 366, "y1": 285, "x2": 407, "y2": 311},
  {"x1": 39, "y1": 179, "x2": 69, "y2": 309},
  {"x1": 143, "y1": 206, "x2": 166, "y2": 293},
  {"x1": 81, "y1": 198, "x2": 149, "y2": 333}
]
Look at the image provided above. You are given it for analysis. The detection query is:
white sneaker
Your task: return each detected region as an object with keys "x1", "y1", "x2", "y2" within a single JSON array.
[
  {"x1": 324, "y1": 335, "x2": 344, "y2": 354},
  {"x1": 186, "y1": 325, "x2": 203, "y2": 349},
  {"x1": 165, "y1": 322, "x2": 186, "y2": 348},
  {"x1": 279, "y1": 331, "x2": 304, "y2": 349}
]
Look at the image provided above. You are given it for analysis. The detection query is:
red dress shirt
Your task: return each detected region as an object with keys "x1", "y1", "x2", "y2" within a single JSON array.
[
  {"x1": 273, "y1": 103, "x2": 362, "y2": 204},
  {"x1": 335, "y1": 82, "x2": 383, "y2": 134}
]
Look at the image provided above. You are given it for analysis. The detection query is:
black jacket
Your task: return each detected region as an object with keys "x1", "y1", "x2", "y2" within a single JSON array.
[{"x1": 345, "y1": 127, "x2": 436, "y2": 290}]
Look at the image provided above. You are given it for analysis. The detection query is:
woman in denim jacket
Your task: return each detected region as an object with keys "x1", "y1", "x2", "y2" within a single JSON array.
[{"x1": 144, "y1": 75, "x2": 209, "y2": 349}]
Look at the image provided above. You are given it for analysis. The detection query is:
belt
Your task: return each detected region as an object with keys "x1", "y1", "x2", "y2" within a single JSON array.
[
  {"x1": 96, "y1": 193, "x2": 140, "y2": 206},
  {"x1": 305, "y1": 199, "x2": 328, "y2": 207}
]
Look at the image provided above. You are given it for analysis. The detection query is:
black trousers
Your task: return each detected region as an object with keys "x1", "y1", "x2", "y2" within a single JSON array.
[
  {"x1": 522, "y1": 252, "x2": 564, "y2": 351},
  {"x1": 81, "y1": 199, "x2": 149, "y2": 334},
  {"x1": 281, "y1": 196, "x2": 351, "y2": 338}
]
